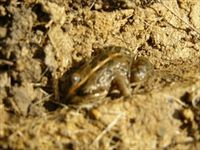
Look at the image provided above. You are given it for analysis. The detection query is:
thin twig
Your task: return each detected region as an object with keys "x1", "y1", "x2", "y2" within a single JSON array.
[
  {"x1": 0, "y1": 59, "x2": 14, "y2": 66},
  {"x1": 89, "y1": 0, "x2": 96, "y2": 10},
  {"x1": 163, "y1": 93, "x2": 188, "y2": 107},
  {"x1": 91, "y1": 113, "x2": 124, "y2": 146},
  {"x1": 159, "y1": 1, "x2": 200, "y2": 36}
]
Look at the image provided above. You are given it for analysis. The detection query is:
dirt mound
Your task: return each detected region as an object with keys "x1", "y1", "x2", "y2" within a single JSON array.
[{"x1": 0, "y1": 0, "x2": 200, "y2": 149}]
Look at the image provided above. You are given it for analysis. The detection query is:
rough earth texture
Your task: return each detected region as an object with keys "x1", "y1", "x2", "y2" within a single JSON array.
[{"x1": 0, "y1": 0, "x2": 200, "y2": 149}]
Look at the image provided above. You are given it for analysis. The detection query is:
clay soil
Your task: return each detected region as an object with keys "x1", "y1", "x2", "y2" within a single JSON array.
[{"x1": 0, "y1": 0, "x2": 200, "y2": 149}]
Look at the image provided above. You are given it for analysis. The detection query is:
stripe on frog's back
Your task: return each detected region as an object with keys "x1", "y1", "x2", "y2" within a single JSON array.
[
  {"x1": 75, "y1": 46, "x2": 131, "y2": 74},
  {"x1": 104, "y1": 46, "x2": 132, "y2": 57},
  {"x1": 68, "y1": 52, "x2": 122, "y2": 96},
  {"x1": 90, "y1": 46, "x2": 132, "y2": 67}
]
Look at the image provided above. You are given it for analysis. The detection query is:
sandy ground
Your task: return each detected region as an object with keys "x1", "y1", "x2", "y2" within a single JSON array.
[{"x1": 0, "y1": 0, "x2": 200, "y2": 149}]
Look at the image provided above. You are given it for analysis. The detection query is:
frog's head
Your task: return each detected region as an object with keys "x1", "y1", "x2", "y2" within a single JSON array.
[{"x1": 130, "y1": 57, "x2": 153, "y2": 82}]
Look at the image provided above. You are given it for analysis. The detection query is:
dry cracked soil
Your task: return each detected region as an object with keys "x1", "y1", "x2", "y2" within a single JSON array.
[{"x1": 0, "y1": 0, "x2": 200, "y2": 150}]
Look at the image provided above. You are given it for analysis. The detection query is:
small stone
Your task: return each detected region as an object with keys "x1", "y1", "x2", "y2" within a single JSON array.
[{"x1": 0, "y1": 27, "x2": 7, "y2": 38}]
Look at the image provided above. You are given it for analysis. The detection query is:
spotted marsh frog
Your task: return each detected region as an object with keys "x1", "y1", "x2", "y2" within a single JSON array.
[{"x1": 65, "y1": 46, "x2": 153, "y2": 104}]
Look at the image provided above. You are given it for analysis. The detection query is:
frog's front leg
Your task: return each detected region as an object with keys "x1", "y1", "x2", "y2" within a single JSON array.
[{"x1": 113, "y1": 73, "x2": 132, "y2": 98}]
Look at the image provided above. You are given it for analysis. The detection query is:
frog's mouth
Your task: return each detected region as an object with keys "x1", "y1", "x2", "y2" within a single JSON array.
[{"x1": 67, "y1": 52, "x2": 123, "y2": 97}]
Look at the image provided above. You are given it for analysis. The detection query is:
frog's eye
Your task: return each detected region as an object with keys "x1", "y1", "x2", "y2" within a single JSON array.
[{"x1": 71, "y1": 73, "x2": 81, "y2": 84}]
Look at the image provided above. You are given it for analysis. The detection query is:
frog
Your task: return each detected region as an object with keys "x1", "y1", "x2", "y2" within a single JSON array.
[{"x1": 64, "y1": 46, "x2": 153, "y2": 105}]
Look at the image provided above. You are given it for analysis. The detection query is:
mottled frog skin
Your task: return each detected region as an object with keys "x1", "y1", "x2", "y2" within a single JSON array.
[{"x1": 65, "y1": 46, "x2": 153, "y2": 104}]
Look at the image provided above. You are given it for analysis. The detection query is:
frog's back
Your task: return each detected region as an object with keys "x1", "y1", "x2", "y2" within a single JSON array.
[
  {"x1": 66, "y1": 46, "x2": 133, "y2": 103},
  {"x1": 104, "y1": 46, "x2": 132, "y2": 58},
  {"x1": 75, "y1": 46, "x2": 132, "y2": 76}
]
